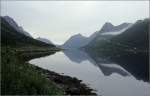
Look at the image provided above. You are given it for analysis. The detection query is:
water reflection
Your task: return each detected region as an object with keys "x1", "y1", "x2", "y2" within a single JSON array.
[
  {"x1": 97, "y1": 64, "x2": 130, "y2": 76},
  {"x1": 63, "y1": 49, "x2": 91, "y2": 63},
  {"x1": 30, "y1": 49, "x2": 150, "y2": 96},
  {"x1": 84, "y1": 50, "x2": 149, "y2": 82},
  {"x1": 64, "y1": 49, "x2": 130, "y2": 76},
  {"x1": 64, "y1": 49, "x2": 149, "y2": 81}
]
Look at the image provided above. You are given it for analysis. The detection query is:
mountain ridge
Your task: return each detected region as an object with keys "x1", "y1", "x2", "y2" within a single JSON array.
[
  {"x1": 62, "y1": 22, "x2": 131, "y2": 49},
  {"x1": 3, "y1": 16, "x2": 32, "y2": 38},
  {"x1": 85, "y1": 18, "x2": 149, "y2": 54},
  {"x1": 1, "y1": 16, "x2": 55, "y2": 48}
]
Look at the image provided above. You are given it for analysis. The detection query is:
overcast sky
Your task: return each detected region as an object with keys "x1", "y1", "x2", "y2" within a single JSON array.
[{"x1": 1, "y1": 1, "x2": 149, "y2": 45}]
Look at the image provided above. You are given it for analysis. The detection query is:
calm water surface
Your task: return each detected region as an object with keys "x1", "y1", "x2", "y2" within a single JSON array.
[{"x1": 29, "y1": 50, "x2": 150, "y2": 96}]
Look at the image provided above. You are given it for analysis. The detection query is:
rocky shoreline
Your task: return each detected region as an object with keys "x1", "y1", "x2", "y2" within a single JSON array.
[
  {"x1": 21, "y1": 50, "x2": 97, "y2": 95},
  {"x1": 33, "y1": 65, "x2": 96, "y2": 95}
]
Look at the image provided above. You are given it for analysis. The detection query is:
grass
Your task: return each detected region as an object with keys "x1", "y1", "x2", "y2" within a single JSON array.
[{"x1": 1, "y1": 46, "x2": 64, "y2": 95}]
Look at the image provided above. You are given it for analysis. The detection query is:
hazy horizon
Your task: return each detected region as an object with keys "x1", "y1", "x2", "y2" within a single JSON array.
[{"x1": 1, "y1": 1, "x2": 149, "y2": 45}]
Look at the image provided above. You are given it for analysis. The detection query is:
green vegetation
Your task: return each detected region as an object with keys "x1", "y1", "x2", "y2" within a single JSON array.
[
  {"x1": 1, "y1": 16, "x2": 95, "y2": 95},
  {"x1": 1, "y1": 15, "x2": 65, "y2": 95},
  {"x1": 1, "y1": 46, "x2": 96, "y2": 95},
  {"x1": 1, "y1": 47, "x2": 64, "y2": 95}
]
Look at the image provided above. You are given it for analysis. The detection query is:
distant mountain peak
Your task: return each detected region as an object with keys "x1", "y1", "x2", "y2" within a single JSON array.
[
  {"x1": 69, "y1": 33, "x2": 85, "y2": 40},
  {"x1": 100, "y1": 22, "x2": 114, "y2": 33},
  {"x1": 103, "y1": 22, "x2": 114, "y2": 27},
  {"x1": 62, "y1": 33, "x2": 89, "y2": 49},
  {"x1": 100, "y1": 22, "x2": 131, "y2": 33}
]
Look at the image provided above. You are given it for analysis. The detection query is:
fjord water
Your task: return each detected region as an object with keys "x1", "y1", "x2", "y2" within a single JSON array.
[{"x1": 29, "y1": 50, "x2": 150, "y2": 96}]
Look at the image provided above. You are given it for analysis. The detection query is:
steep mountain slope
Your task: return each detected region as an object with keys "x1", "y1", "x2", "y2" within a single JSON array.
[
  {"x1": 1, "y1": 16, "x2": 55, "y2": 48},
  {"x1": 3, "y1": 16, "x2": 32, "y2": 38},
  {"x1": 85, "y1": 18, "x2": 149, "y2": 54},
  {"x1": 36, "y1": 37, "x2": 53, "y2": 44},
  {"x1": 100, "y1": 22, "x2": 131, "y2": 33},
  {"x1": 82, "y1": 22, "x2": 131, "y2": 50},
  {"x1": 111, "y1": 19, "x2": 149, "y2": 49},
  {"x1": 88, "y1": 22, "x2": 132, "y2": 46}
]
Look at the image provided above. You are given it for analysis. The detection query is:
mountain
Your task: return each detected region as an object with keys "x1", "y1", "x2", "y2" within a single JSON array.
[
  {"x1": 36, "y1": 37, "x2": 53, "y2": 44},
  {"x1": 94, "y1": 22, "x2": 132, "y2": 37},
  {"x1": 84, "y1": 19, "x2": 149, "y2": 81},
  {"x1": 88, "y1": 31, "x2": 99, "y2": 41},
  {"x1": 1, "y1": 16, "x2": 55, "y2": 48},
  {"x1": 100, "y1": 22, "x2": 131, "y2": 34},
  {"x1": 110, "y1": 19, "x2": 149, "y2": 49},
  {"x1": 85, "y1": 18, "x2": 149, "y2": 55},
  {"x1": 62, "y1": 34, "x2": 89, "y2": 49},
  {"x1": 84, "y1": 22, "x2": 131, "y2": 48},
  {"x1": 3, "y1": 16, "x2": 32, "y2": 38},
  {"x1": 62, "y1": 22, "x2": 131, "y2": 49}
]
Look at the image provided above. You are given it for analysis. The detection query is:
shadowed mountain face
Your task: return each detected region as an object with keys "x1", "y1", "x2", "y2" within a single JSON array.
[
  {"x1": 1, "y1": 16, "x2": 55, "y2": 47},
  {"x1": 64, "y1": 49, "x2": 149, "y2": 81},
  {"x1": 85, "y1": 19, "x2": 149, "y2": 52},
  {"x1": 110, "y1": 19, "x2": 149, "y2": 49},
  {"x1": 100, "y1": 22, "x2": 132, "y2": 33},
  {"x1": 3, "y1": 16, "x2": 32, "y2": 38}
]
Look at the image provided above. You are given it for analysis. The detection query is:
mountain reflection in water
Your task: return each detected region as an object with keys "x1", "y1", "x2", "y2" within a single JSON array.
[
  {"x1": 30, "y1": 49, "x2": 150, "y2": 96},
  {"x1": 64, "y1": 49, "x2": 148, "y2": 81}
]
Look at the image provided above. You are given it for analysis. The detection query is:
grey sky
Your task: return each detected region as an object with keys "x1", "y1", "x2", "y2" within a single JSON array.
[{"x1": 1, "y1": 1, "x2": 149, "y2": 45}]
